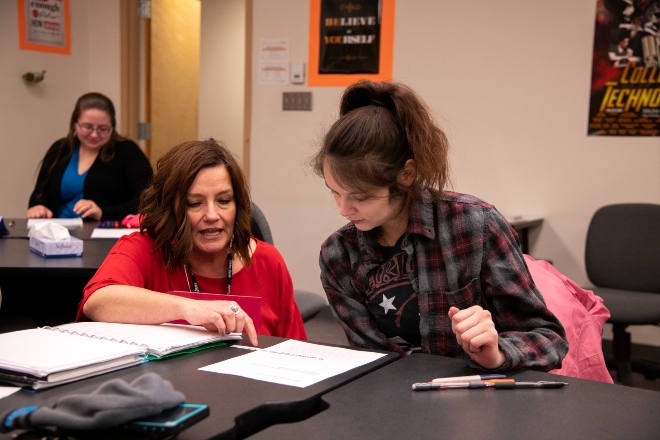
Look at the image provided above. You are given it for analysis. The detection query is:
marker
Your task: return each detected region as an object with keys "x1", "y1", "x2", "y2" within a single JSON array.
[
  {"x1": 412, "y1": 380, "x2": 569, "y2": 391},
  {"x1": 432, "y1": 374, "x2": 507, "y2": 383}
]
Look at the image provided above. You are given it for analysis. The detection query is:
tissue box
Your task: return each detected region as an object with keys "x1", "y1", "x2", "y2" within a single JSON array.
[{"x1": 29, "y1": 236, "x2": 83, "y2": 258}]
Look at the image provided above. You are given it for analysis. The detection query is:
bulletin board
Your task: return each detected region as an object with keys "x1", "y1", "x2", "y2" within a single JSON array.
[{"x1": 308, "y1": 0, "x2": 395, "y2": 86}]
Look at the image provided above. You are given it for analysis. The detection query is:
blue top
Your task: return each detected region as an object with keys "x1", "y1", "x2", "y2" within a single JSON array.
[{"x1": 57, "y1": 146, "x2": 88, "y2": 218}]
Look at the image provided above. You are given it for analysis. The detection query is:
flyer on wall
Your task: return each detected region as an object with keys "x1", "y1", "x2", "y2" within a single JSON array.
[
  {"x1": 17, "y1": 0, "x2": 71, "y2": 55},
  {"x1": 588, "y1": 0, "x2": 660, "y2": 136},
  {"x1": 308, "y1": 0, "x2": 394, "y2": 86}
]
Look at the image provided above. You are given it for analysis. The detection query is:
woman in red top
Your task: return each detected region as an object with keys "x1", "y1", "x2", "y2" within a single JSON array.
[{"x1": 77, "y1": 139, "x2": 306, "y2": 344}]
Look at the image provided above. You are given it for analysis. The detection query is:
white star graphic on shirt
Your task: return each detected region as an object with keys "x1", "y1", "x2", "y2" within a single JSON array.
[{"x1": 379, "y1": 294, "x2": 397, "y2": 314}]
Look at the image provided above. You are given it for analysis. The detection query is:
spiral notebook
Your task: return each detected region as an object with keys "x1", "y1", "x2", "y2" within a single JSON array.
[{"x1": 0, "y1": 322, "x2": 241, "y2": 390}]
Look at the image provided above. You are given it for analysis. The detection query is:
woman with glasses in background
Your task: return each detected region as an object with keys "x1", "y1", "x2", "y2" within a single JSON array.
[{"x1": 27, "y1": 92, "x2": 153, "y2": 221}]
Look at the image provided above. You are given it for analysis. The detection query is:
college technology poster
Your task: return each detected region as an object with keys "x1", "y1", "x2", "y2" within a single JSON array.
[{"x1": 588, "y1": 0, "x2": 660, "y2": 136}]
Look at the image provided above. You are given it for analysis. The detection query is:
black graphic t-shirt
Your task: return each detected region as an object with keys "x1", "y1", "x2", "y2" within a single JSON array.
[{"x1": 366, "y1": 236, "x2": 421, "y2": 349}]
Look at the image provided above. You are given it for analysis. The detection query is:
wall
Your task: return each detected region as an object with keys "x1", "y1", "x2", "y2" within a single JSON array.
[
  {"x1": 199, "y1": 0, "x2": 246, "y2": 163},
  {"x1": 249, "y1": 0, "x2": 660, "y2": 345},
  {"x1": 250, "y1": 0, "x2": 345, "y2": 300},
  {"x1": 0, "y1": 1, "x2": 121, "y2": 218}
]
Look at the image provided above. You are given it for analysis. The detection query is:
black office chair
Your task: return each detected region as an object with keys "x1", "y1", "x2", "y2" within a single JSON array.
[
  {"x1": 585, "y1": 203, "x2": 660, "y2": 386},
  {"x1": 250, "y1": 202, "x2": 326, "y2": 322}
]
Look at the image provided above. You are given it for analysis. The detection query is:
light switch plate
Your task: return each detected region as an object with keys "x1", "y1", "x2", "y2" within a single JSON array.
[{"x1": 283, "y1": 92, "x2": 312, "y2": 111}]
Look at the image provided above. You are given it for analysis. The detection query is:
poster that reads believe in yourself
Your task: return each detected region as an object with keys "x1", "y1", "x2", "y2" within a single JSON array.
[
  {"x1": 17, "y1": 0, "x2": 71, "y2": 55},
  {"x1": 588, "y1": 0, "x2": 660, "y2": 136},
  {"x1": 308, "y1": 0, "x2": 394, "y2": 86}
]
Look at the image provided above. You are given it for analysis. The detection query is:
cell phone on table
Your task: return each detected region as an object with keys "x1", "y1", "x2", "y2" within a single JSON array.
[{"x1": 111, "y1": 403, "x2": 209, "y2": 439}]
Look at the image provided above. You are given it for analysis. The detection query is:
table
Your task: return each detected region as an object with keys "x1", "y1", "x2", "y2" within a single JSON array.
[
  {"x1": 0, "y1": 219, "x2": 118, "y2": 326},
  {"x1": 0, "y1": 336, "x2": 398, "y2": 440},
  {"x1": 1, "y1": 218, "x2": 101, "y2": 240},
  {"x1": 253, "y1": 353, "x2": 660, "y2": 440},
  {"x1": 0, "y1": 238, "x2": 116, "y2": 325},
  {"x1": 0, "y1": 236, "x2": 115, "y2": 276}
]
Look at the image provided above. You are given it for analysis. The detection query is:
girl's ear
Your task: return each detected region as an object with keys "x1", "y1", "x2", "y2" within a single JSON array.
[{"x1": 397, "y1": 159, "x2": 417, "y2": 188}]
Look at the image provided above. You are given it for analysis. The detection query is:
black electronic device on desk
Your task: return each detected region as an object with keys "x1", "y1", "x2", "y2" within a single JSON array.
[
  {"x1": 5, "y1": 404, "x2": 209, "y2": 440},
  {"x1": 112, "y1": 403, "x2": 209, "y2": 439},
  {"x1": 74, "y1": 403, "x2": 210, "y2": 440}
]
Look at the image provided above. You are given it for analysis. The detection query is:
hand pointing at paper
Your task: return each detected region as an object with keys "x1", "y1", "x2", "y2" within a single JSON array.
[
  {"x1": 86, "y1": 286, "x2": 259, "y2": 346},
  {"x1": 181, "y1": 299, "x2": 256, "y2": 341}
]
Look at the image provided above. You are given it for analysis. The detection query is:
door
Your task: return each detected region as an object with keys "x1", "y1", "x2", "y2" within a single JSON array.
[
  {"x1": 120, "y1": 0, "x2": 250, "y2": 172},
  {"x1": 148, "y1": 0, "x2": 201, "y2": 165}
]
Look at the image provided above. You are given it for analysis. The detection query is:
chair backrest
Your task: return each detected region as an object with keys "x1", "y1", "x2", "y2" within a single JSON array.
[
  {"x1": 250, "y1": 202, "x2": 274, "y2": 245},
  {"x1": 249, "y1": 202, "x2": 327, "y2": 321},
  {"x1": 585, "y1": 203, "x2": 660, "y2": 292}
]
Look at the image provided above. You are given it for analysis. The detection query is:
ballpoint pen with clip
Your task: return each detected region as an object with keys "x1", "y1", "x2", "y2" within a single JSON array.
[{"x1": 412, "y1": 380, "x2": 569, "y2": 391}]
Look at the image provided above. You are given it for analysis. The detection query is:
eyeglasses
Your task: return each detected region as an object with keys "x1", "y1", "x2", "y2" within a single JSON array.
[{"x1": 77, "y1": 122, "x2": 113, "y2": 136}]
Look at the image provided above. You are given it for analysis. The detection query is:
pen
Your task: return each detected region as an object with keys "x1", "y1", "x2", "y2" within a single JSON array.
[
  {"x1": 432, "y1": 374, "x2": 507, "y2": 383},
  {"x1": 506, "y1": 381, "x2": 569, "y2": 389},
  {"x1": 413, "y1": 379, "x2": 513, "y2": 391},
  {"x1": 412, "y1": 380, "x2": 568, "y2": 391}
]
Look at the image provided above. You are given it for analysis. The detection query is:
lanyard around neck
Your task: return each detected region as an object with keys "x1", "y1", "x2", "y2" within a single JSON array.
[{"x1": 186, "y1": 251, "x2": 233, "y2": 295}]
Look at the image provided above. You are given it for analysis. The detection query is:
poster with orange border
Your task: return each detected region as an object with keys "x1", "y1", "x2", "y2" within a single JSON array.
[
  {"x1": 308, "y1": 0, "x2": 394, "y2": 86},
  {"x1": 18, "y1": 0, "x2": 71, "y2": 55}
]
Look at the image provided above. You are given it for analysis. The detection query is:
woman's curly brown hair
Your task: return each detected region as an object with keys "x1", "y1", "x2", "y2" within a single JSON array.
[{"x1": 139, "y1": 139, "x2": 252, "y2": 270}]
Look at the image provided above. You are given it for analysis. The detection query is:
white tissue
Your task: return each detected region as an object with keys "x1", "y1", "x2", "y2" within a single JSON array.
[
  {"x1": 29, "y1": 223, "x2": 83, "y2": 257},
  {"x1": 27, "y1": 221, "x2": 71, "y2": 241}
]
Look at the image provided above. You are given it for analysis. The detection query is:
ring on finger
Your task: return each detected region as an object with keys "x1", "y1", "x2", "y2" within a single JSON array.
[{"x1": 230, "y1": 305, "x2": 241, "y2": 314}]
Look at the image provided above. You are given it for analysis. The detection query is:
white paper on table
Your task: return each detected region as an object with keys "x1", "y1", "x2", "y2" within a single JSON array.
[
  {"x1": 0, "y1": 386, "x2": 21, "y2": 400},
  {"x1": 90, "y1": 228, "x2": 139, "y2": 239},
  {"x1": 199, "y1": 339, "x2": 387, "y2": 388},
  {"x1": 27, "y1": 218, "x2": 83, "y2": 229}
]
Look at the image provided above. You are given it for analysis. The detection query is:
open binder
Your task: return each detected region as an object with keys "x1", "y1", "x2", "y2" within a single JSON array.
[{"x1": 0, "y1": 322, "x2": 241, "y2": 390}]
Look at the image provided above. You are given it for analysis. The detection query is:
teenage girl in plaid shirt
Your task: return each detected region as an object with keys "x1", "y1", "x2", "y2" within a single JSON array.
[{"x1": 314, "y1": 81, "x2": 567, "y2": 371}]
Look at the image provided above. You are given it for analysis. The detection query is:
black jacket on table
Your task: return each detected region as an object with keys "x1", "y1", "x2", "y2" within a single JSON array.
[{"x1": 28, "y1": 139, "x2": 153, "y2": 221}]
